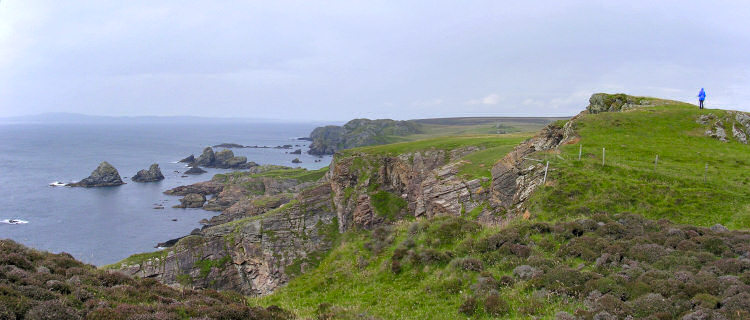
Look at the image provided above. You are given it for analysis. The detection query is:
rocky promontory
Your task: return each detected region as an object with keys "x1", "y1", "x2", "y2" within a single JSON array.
[
  {"x1": 186, "y1": 147, "x2": 258, "y2": 169},
  {"x1": 131, "y1": 163, "x2": 165, "y2": 182},
  {"x1": 67, "y1": 161, "x2": 125, "y2": 187},
  {"x1": 308, "y1": 118, "x2": 422, "y2": 155}
]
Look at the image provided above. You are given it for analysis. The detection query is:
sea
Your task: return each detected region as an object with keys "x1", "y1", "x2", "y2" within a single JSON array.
[{"x1": 0, "y1": 122, "x2": 332, "y2": 266}]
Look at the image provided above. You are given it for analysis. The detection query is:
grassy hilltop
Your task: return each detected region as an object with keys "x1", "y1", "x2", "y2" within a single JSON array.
[{"x1": 253, "y1": 96, "x2": 750, "y2": 319}]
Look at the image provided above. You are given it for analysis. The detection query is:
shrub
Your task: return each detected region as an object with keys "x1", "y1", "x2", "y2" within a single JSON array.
[
  {"x1": 25, "y1": 299, "x2": 79, "y2": 320},
  {"x1": 451, "y1": 257, "x2": 483, "y2": 272},
  {"x1": 458, "y1": 295, "x2": 477, "y2": 316},
  {"x1": 390, "y1": 260, "x2": 401, "y2": 274},
  {"x1": 536, "y1": 267, "x2": 590, "y2": 296},
  {"x1": 483, "y1": 292, "x2": 508, "y2": 316},
  {"x1": 692, "y1": 293, "x2": 720, "y2": 309},
  {"x1": 627, "y1": 293, "x2": 671, "y2": 318}
]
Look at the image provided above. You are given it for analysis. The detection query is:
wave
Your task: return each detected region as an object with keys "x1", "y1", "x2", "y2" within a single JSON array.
[
  {"x1": 49, "y1": 181, "x2": 67, "y2": 187},
  {"x1": 0, "y1": 219, "x2": 28, "y2": 225}
]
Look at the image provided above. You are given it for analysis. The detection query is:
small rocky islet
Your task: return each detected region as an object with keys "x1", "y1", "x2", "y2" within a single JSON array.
[
  {"x1": 66, "y1": 161, "x2": 125, "y2": 187},
  {"x1": 131, "y1": 163, "x2": 164, "y2": 182}
]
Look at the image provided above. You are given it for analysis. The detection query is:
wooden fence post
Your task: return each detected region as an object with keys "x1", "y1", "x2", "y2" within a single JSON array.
[
  {"x1": 602, "y1": 147, "x2": 605, "y2": 166},
  {"x1": 578, "y1": 144, "x2": 582, "y2": 161},
  {"x1": 654, "y1": 154, "x2": 659, "y2": 169},
  {"x1": 543, "y1": 161, "x2": 549, "y2": 184}
]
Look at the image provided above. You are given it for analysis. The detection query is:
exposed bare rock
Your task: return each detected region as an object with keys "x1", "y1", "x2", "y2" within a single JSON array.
[
  {"x1": 732, "y1": 123, "x2": 747, "y2": 144},
  {"x1": 118, "y1": 184, "x2": 337, "y2": 295},
  {"x1": 706, "y1": 121, "x2": 728, "y2": 142},
  {"x1": 489, "y1": 118, "x2": 574, "y2": 215},
  {"x1": 132, "y1": 163, "x2": 164, "y2": 182},
  {"x1": 174, "y1": 193, "x2": 206, "y2": 208},
  {"x1": 67, "y1": 162, "x2": 125, "y2": 187},
  {"x1": 164, "y1": 180, "x2": 224, "y2": 196}
]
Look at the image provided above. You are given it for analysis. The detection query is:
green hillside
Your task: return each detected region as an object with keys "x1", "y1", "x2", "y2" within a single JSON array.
[
  {"x1": 528, "y1": 103, "x2": 750, "y2": 229},
  {"x1": 252, "y1": 97, "x2": 750, "y2": 319}
]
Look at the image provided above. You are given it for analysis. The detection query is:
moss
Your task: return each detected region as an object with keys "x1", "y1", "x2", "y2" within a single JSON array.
[{"x1": 194, "y1": 255, "x2": 232, "y2": 279}]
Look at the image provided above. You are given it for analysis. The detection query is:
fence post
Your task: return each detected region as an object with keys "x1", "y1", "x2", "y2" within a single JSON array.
[
  {"x1": 654, "y1": 154, "x2": 659, "y2": 169},
  {"x1": 578, "y1": 144, "x2": 582, "y2": 161},
  {"x1": 602, "y1": 147, "x2": 605, "y2": 166},
  {"x1": 543, "y1": 161, "x2": 549, "y2": 184}
]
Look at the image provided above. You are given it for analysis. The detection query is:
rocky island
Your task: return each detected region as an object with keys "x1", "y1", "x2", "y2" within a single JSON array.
[
  {"x1": 182, "y1": 147, "x2": 258, "y2": 169},
  {"x1": 131, "y1": 163, "x2": 164, "y2": 182},
  {"x1": 67, "y1": 161, "x2": 124, "y2": 187}
]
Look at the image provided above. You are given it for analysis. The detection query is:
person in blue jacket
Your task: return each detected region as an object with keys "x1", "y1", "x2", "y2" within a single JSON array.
[{"x1": 698, "y1": 88, "x2": 706, "y2": 109}]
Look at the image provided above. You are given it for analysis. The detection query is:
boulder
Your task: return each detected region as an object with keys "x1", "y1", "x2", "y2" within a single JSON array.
[
  {"x1": 214, "y1": 149, "x2": 234, "y2": 167},
  {"x1": 185, "y1": 166, "x2": 207, "y2": 175},
  {"x1": 131, "y1": 164, "x2": 165, "y2": 182},
  {"x1": 292, "y1": 158, "x2": 302, "y2": 164},
  {"x1": 67, "y1": 162, "x2": 125, "y2": 187},
  {"x1": 513, "y1": 265, "x2": 541, "y2": 280},
  {"x1": 174, "y1": 193, "x2": 206, "y2": 208},
  {"x1": 194, "y1": 147, "x2": 215, "y2": 166},
  {"x1": 178, "y1": 155, "x2": 195, "y2": 163},
  {"x1": 290, "y1": 149, "x2": 302, "y2": 155}
]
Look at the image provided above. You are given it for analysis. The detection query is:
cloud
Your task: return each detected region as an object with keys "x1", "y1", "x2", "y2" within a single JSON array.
[{"x1": 467, "y1": 94, "x2": 502, "y2": 105}]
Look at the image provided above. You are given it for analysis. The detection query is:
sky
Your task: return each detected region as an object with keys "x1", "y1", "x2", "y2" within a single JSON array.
[{"x1": 0, "y1": 1, "x2": 749, "y2": 121}]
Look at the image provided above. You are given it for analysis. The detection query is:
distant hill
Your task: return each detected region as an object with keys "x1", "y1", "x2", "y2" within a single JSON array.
[
  {"x1": 0, "y1": 112, "x2": 290, "y2": 124},
  {"x1": 307, "y1": 116, "x2": 566, "y2": 155}
]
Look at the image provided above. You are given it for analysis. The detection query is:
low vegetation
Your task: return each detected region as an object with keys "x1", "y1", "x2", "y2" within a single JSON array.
[
  {"x1": 0, "y1": 239, "x2": 291, "y2": 320},
  {"x1": 254, "y1": 214, "x2": 750, "y2": 319}
]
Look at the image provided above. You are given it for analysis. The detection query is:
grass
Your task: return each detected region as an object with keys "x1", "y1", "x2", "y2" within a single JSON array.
[
  {"x1": 527, "y1": 103, "x2": 750, "y2": 229},
  {"x1": 370, "y1": 191, "x2": 407, "y2": 221},
  {"x1": 101, "y1": 249, "x2": 169, "y2": 270},
  {"x1": 215, "y1": 166, "x2": 328, "y2": 184},
  {"x1": 340, "y1": 134, "x2": 529, "y2": 157}
]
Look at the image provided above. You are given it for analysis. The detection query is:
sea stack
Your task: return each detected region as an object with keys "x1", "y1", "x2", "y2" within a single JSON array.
[
  {"x1": 131, "y1": 164, "x2": 165, "y2": 182},
  {"x1": 68, "y1": 162, "x2": 125, "y2": 187}
]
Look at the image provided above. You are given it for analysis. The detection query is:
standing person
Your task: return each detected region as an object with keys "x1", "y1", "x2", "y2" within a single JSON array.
[{"x1": 698, "y1": 88, "x2": 706, "y2": 109}]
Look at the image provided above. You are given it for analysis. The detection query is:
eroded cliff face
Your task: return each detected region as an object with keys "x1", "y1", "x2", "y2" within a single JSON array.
[
  {"x1": 489, "y1": 116, "x2": 579, "y2": 216},
  {"x1": 117, "y1": 184, "x2": 337, "y2": 295},
  {"x1": 329, "y1": 147, "x2": 495, "y2": 231}
]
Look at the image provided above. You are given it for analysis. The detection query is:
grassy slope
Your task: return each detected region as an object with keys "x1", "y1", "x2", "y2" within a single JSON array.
[
  {"x1": 252, "y1": 102, "x2": 750, "y2": 319},
  {"x1": 528, "y1": 103, "x2": 750, "y2": 229}
]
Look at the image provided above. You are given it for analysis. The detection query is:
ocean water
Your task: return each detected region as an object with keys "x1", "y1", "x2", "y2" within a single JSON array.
[{"x1": 0, "y1": 122, "x2": 331, "y2": 266}]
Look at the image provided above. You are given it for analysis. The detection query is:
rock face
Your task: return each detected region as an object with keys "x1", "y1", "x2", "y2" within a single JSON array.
[
  {"x1": 131, "y1": 164, "x2": 165, "y2": 182},
  {"x1": 119, "y1": 184, "x2": 337, "y2": 295},
  {"x1": 188, "y1": 147, "x2": 257, "y2": 169},
  {"x1": 489, "y1": 119, "x2": 576, "y2": 215},
  {"x1": 308, "y1": 118, "x2": 422, "y2": 155},
  {"x1": 67, "y1": 162, "x2": 125, "y2": 187}
]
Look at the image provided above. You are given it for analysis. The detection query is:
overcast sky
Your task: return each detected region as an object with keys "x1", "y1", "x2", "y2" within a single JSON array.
[{"x1": 0, "y1": 1, "x2": 748, "y2": 121}]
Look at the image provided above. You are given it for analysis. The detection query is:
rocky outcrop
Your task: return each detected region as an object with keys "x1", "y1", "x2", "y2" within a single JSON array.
[
  {"x1": 308, "y1": 119, "x2": 423, "y2": 155},
  {"x1": 188, "y1": 147, "x2": 258, "y2": 169},
  {"x1": 213, "y1": 143, "x2": 245, "y2": 148},
  {"x1": 118, "y1": 184, "x2": 337, "y2": 295},
  {"x1": 132, "y1": 164, "x2": 165, "y2": 182},
  {"x1": 586, "y1": 93, "x2": 670, "y2": 114},
  {"x1": 490, "y1": 115, "x2": 579, "y2": 216},
  {"x1": 174, "y1": 193, "x2": 206, "y2": 208},
  {"x1": 179, "y1": 155, "x2": 195, "y2": 163},
  {"x1": 67, "y1": 162, "x2": 125, "y2": 187},
  {"x1": 185, "y1": 166, "x2": 207, "y2": 175},
  {"x1": 291, "y1": 158, "x2": 301, "y2": 164},
  {"x1": 698, "y1": 111, "x2": 750, "y2": 143},
  {"x1": 328, "y1": 147, "x2": 495, "y2": 231},
  {"x1": 164, "y1": 180, "x2": 224, "y2": 196}
]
